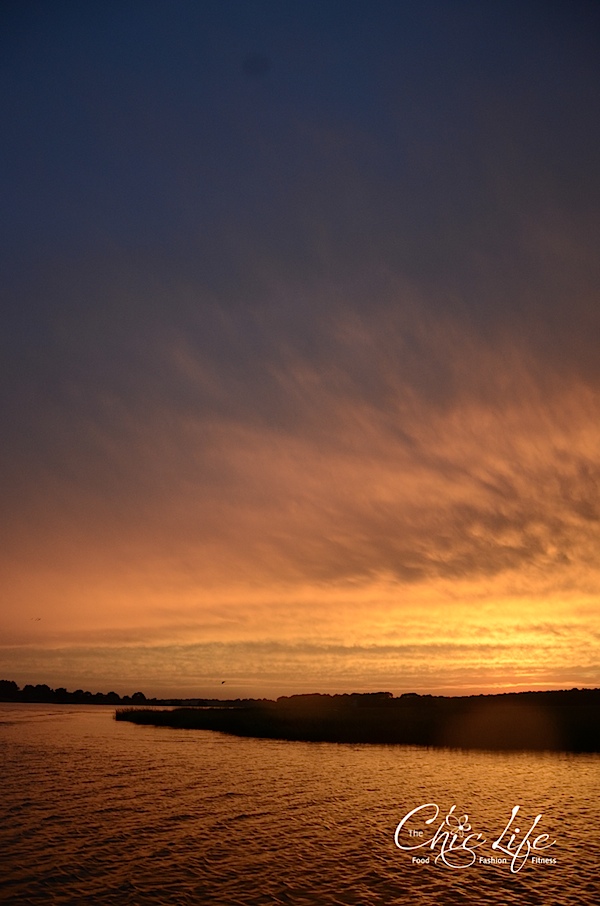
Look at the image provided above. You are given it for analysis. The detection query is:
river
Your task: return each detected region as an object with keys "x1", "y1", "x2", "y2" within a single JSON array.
[{"x1": 1, "y1": 703, "x2": 598, "y2": 904}]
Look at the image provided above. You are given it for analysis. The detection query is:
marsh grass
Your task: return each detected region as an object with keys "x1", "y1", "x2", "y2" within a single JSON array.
[{"x1": 114, "y1": 689, "x2": 600, "y2": 752}]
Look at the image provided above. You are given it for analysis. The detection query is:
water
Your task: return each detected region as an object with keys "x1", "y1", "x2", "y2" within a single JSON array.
[{"x1": 1, "y1": 703, "x2": 598, "y2": 905}]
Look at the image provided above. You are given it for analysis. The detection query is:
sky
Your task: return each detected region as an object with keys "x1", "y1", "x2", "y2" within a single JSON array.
[{"x1": 1, "y1": 0, "x2": 600, "y2": 698}]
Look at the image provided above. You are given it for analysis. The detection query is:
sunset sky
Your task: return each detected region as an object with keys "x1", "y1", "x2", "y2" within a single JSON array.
[{"x1": 2, "y1": 0, "x2": 599, "y2": 698}]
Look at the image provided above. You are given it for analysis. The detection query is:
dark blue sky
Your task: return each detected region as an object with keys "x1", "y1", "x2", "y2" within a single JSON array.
[
  {"x1": 2, "y1": 1, "x2": 599, "y2": 433},
  {"x1": 3, "y1": 0, "x2": 600, "y2": 468},
  {"x1": 4, "y1": 1, "x2": 599, "y2": 273}
]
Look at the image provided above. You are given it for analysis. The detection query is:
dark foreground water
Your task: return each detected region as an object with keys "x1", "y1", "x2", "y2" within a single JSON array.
[{"x1": 1, "y1": 703, "x2": 598, "y2": 905}]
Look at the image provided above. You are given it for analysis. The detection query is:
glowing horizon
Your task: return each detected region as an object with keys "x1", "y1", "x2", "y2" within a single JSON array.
[{"x1": 3, "y1": 312, "x2": 599, "y2": 698}]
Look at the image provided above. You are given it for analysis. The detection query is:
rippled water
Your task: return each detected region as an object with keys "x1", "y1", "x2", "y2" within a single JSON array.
[{"x1": 1, "y1": 703, "x2": 598, "y2": 905}]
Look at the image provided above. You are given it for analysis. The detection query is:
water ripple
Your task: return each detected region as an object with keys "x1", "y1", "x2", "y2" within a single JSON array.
[{"x1": 0, "y1": 704, "x2": 598, "y2": 904}]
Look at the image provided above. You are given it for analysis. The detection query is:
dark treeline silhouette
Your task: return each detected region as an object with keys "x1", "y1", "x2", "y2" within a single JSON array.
[
  {"x1": 0, "y1": 679, "x2": 149, "y2": 705},
  {"x1": 0, "y1": 679, "x2": 268, "y2": 707},
  {"x1": 5, "y1": 680, "x2": 600, "y2": 751},
  {"x1": 116, "y1": 688, "x2": 600, "y2": 753}
]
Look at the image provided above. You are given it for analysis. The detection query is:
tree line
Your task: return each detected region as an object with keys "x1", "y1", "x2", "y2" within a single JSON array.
[{"x1": 0, "y1": 679, "x2": 147, "y2": 704}]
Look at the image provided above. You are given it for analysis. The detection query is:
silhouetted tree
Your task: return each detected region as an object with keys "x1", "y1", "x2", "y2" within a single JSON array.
[
  {"x1": 0, "y1": 679, "x2": 19, "y2": 700},
  {"x1": 34, "y1": 684, "x2": 54, "y2": 701}
]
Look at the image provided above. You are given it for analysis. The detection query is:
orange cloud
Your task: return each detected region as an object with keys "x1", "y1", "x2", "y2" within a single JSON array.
[{"x1": 2, "y1": 303, "x2": 600, "y2": 695}]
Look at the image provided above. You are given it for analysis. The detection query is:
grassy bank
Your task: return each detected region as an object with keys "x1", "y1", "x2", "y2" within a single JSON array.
[{"x1": 115, "y1": 688, "x2": 600, "y2": 752}]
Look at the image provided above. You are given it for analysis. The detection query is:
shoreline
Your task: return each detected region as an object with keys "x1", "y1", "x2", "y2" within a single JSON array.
[{"x1": 114, "y1": 688, "x2": 600, "y2": 753}]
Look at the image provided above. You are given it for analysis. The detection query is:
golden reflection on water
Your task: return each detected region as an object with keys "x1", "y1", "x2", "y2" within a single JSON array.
[{"x1": 0, "y1": 704, "x2": 598, "y2": 905}]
